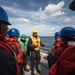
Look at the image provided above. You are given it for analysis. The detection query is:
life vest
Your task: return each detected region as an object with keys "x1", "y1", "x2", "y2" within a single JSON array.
[
  {"x1": 47, "y1": 44, "x2": 68, "y2": 69},
  {"x1": 49, "y1": 45, "x2": 75, "y2": 75},
  {"x1": 50, "y1": 40, "x2": 63, "y2": 57},
  {"x1": 8, "y1": 38, "x2": 25, "y2": 64},
  {"x1": 30, "y1": 36, "x2": 41, "y2": 51},
  {"x1": 52, "y1": 42, "x2": 67, "y2": 57},
  {"x1": 54, "y1": 39, "x2": 62, "y2": 49},
  {"x1": 0, "y1": 34, "x2": 22, "y2": 75}
]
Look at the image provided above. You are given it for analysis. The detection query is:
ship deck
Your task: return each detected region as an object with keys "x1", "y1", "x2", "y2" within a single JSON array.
[{"x1": 25, "y1": 57, "x2": 49, "y2": 75}]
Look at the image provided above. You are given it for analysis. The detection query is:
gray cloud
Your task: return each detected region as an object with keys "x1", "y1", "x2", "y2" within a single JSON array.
[{"x1": 0, "y1": 0, "x2": 75, "y2": 36}]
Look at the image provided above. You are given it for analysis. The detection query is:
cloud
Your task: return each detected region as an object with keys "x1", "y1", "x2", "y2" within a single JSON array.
[
  {"x1": 50, "y1": 27, "x2": 55, "y2": 30},
  {"x1": 1, "y1": 1, "x2": 75, "y2": 36},
  {"x1": 44, "y1": 1, "x2": 64, "y2": 13},
  {"x1": 65, "y1": 16, "x2": 75, "y2": 23},
  {"x1": 65, "y1": 17, "x2": 72, "y2": 22},
  {"x1": 50, "y1": 11, "x2": 65, "y2": 17},
  {"x1": 14, "y1": 3, "x2": 18, "y2": 7},
  {"x1": 43, "y1": 1, "x2": 65, "y2": 17},
  {"x1": 31, "y1": 1, "x2": 65, "y2": 21},
  {"x1": 2, "y1": 5, "x2": 24, "y2": 15},
  {"x1": 8, "y1": 23, "x2": 59, "y2": 36},
  {"x1": 12, "y1": 18, "x2": 30, "y2": 23},
  {"x1": 2, "y1": 1, "x2": 65, "y2": 22}
]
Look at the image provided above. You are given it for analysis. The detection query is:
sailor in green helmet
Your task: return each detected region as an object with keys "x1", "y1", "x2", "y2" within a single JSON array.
[{"x1": 19, "y1": 34, "x2": 29, "y2": 71}]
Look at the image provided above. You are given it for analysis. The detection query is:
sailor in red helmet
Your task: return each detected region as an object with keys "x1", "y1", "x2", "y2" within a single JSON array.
[{"x1": 49, "y1": 26, "x2": 75, "y2": 75}]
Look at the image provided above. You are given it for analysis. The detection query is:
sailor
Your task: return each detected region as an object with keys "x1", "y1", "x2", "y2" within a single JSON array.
[
  {"x1": 27, "y1": 29, "x2": 47, "y2": 75},
  {"x1": 19, "y1": 34, "x2": 29, "y2": 71},
  {"x1": 49, "y1": 27, "x2": 75, "y2": 75},
  {"x1": 47, "y1": 32, "x2": 62, "y2": 68},
  {"x1": 0, "y1": 6, "x2": 21, "y2": 75},
  {"x1": 8, "y1": 28, "x2": 25, "y2": 75}
]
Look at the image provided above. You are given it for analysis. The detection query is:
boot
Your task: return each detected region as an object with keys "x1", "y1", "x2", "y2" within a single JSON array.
[
  {"x1": 37, "y1": 69, "x2": 41, "y2": 74},
  {"x1": 24, "y1": 67, "x2": 29, "y2": 72},
  {"x1": 34, "y1": 68, "x2": 37, "y2": 75}
]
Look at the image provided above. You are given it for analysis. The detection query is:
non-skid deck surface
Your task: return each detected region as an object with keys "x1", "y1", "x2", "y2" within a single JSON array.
[{"x1": 25, "y1": 58, "x2": 49, "y2": 75}]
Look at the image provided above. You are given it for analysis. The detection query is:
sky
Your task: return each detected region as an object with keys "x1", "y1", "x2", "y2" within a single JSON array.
[{"x1": 0, "y1": 0, "x2": 75, "y2": 36}]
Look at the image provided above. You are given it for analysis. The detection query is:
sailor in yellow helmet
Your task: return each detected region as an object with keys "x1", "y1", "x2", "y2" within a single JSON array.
[
  {"x1": 27, "y1": 29, "x2": 47, "y2": 75},
  {"x1": 31, "y1": 29, "x2": 41, "y2": 51}
]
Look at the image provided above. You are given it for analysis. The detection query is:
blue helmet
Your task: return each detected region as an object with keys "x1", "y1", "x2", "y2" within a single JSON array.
[
  {"x1": 0, "y1": 6, "x2": 11, "y2": 25},
  {"x1": 8, "y1": 28, "x2": 20, "y2": 37},
  {"x1": 69, "y1": 0, "x2": 75, "y2": 11},
  {"x1": 54, "y1": 32, "x2": 60, "y2": 39},
  {"x1": 60, "y1": 27, "x2": 75, "y2": 37}
]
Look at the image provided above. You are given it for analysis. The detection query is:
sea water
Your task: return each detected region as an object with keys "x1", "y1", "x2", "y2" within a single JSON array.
[{"x1": 40, "y1": 36, "x2": 54, "y2": 53}]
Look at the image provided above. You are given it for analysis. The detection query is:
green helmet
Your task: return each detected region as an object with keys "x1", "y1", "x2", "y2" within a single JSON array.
[{"x1": 20, "y1": 34, "x2": 26, "y2": 40}]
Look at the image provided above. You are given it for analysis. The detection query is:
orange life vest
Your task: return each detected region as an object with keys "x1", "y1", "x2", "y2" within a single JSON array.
[
  {"x1": 0, "y1": 34, "x2": 22, "y2": 75},
  {"x1": 8, "y1": 37, "x2": 25, "y2": 64},
  {"x1": 52, "y1": 42, "x2": 67, "y2": 57},
  {"x1": 54, "y1": 39, "x2": 62, "y2": 49},
  {"x1": 49, "y1": 45, "x2": 75, "y2": 75},
  {"x1": 50, "y1": 40, "x2": 63, "y2": 57}
]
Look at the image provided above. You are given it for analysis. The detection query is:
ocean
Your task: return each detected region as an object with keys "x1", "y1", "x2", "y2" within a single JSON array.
[{"x1": 40, "y1": 36, "x2": 54, "y2": 53}]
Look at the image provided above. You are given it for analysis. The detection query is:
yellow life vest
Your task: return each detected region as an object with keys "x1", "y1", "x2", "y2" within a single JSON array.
[{"x1": 30, "y1": 36, "x2": 41, "y2": 51}]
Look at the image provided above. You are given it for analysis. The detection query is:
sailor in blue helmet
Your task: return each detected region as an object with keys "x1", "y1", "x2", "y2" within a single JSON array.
[
  {"x1": 50, "y1": 1, "x2": 75, "y2": 75},
  {"x1": 47, "y1": 31, "x2": 62, "y2": 68},
  {"x1": 0, "y1": 6, "x2": 17, "y2": 75},
  {"x1": 49, "y1": 27, "x2": 75, "y2": 75},
  {"x1": 8, "y1": 28, "x2": 20, "y2": 40},
  {"x1": 8, "y1": 28, "x2": 25, "y2": 75}
]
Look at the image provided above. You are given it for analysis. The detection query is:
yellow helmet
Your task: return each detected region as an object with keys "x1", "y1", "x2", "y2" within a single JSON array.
[{"x1": 32, "y1": 29, "x2": 38, "y2": 34}]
